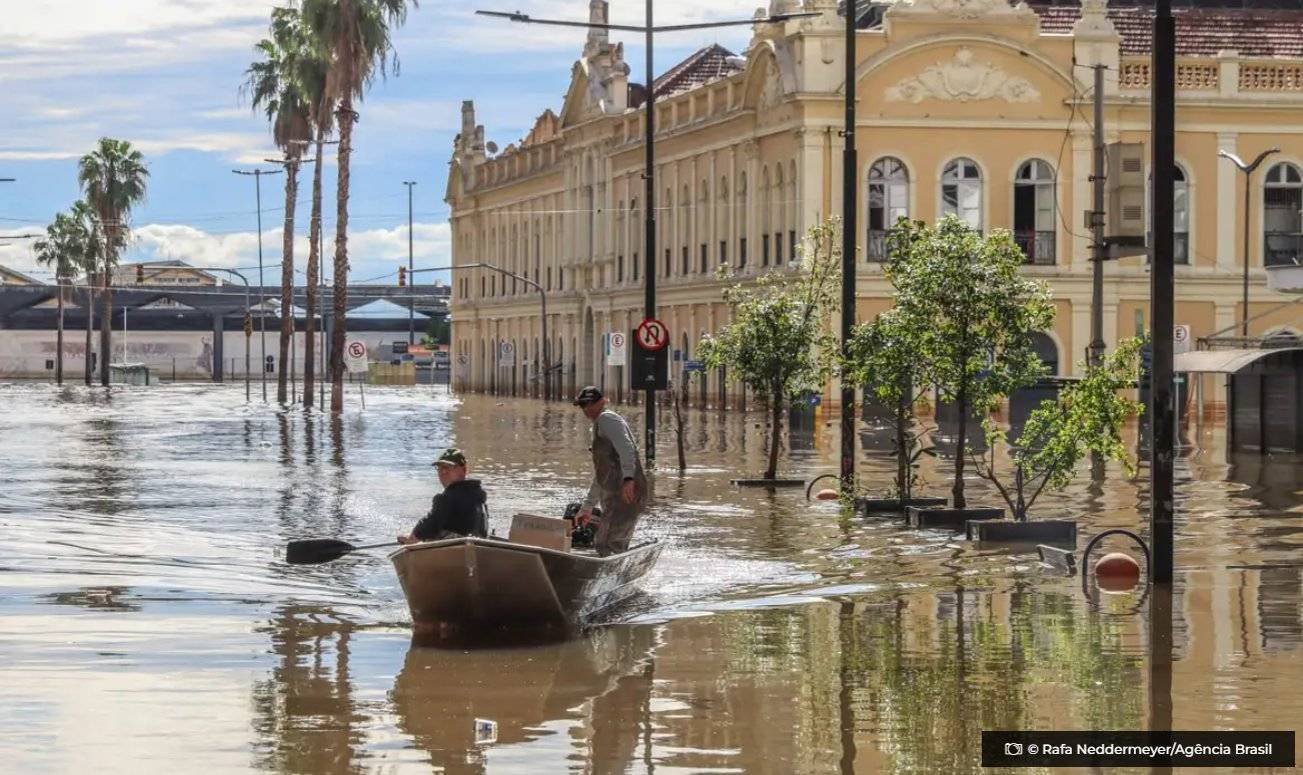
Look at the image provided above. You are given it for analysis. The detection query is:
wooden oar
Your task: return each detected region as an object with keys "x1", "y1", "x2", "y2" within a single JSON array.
[{"x1": 286, "y1": 538, "x2": 400, "y2": 565}]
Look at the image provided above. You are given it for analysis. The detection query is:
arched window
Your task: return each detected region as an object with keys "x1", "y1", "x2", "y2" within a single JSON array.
[
  {"x1": 941, "y1": 157, "x2": 982, "y2": 230},
  {"x1": 1147, "y1": 164, "x2": 1190, "y2": 264},
  {"x1": 761, "y1": 166, "x2": 772, "y2": 266},
  {"x1": 868, "y1": 157, "x2": 909, "y2": 261},
  {"x1": 774, "y1": 164, "x2": 785, "y2": 265},
  {"x1": 1014, "y1": 159, "x2": 1056, "y2": 265},
  {"x1": 738, "y1": 172, "x2": 749, "y2": 268},
  {"x1": 718, "y1": 176, "x2": 730, "y2": 267},
  {"x1": 1264, "y1": 162, "x2": 1303, "y2": 267},
  {"x1": 699, "y1": 179, "x2": 709, "y2": 273},
  {"x1": 630, "y1": 198, "x2": 640, "y2": 282},
  {"x1": 681, "y1": 183, "x2": 691, "y2": 276},
  {"x1": 788, "y1": 160, "x2": 798, "y2": 262}
]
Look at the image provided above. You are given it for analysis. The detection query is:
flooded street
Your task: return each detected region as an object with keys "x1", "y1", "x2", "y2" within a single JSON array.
[{"x1": 1, "y1": 383, "x2": 1300, "y2": 773}]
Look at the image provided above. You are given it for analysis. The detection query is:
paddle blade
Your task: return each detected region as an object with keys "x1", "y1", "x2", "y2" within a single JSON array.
[{"x1": 286, "y1": 538, "x2": 358, "y2": 565}]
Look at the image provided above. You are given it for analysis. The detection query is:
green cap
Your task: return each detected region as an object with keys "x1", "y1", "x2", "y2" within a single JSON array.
[{"x1": 433, "y1": 448, "x2": 467, "y2": 467}]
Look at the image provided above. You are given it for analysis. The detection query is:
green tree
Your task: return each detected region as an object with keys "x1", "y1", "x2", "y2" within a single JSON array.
[
  {"x1": 246, "y1": 6, "x2": 317, "y2": 404},
  {"x1": 302, "y1": 0, "x2": 418, "y2": 412},
  {"x1": 33, "y1": 202, "x2": 99, "y2": 385},
  {"x1": 700, "y1": 220, "x2": 841, "y2": 480},
  {"x1": 421, "y1": 316, "x2": 449, "y2": 347},
  {"x1": 78, "y1": 138, "x2": 147, "y2": 386},
  {"x1": 843, "y1": 303, "x2": 935, "y2": 504},
  {"x1": 888, "y1": 216, "x2": 1054, "y2": 509},
  {"x1": 972, "y1": 337, "x2": 1145, "y2": 521}
]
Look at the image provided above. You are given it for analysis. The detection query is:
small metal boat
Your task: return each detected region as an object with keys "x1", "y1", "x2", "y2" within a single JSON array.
[{"x1": 389, "y1": 536, "x2": 662, "y2": 636}]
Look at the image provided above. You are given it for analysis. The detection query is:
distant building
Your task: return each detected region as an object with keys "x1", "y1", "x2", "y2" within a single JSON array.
[
  {"x1": 0, "y1": 265, "x2": 41, "y2": 286},
  {"x1": 112, "y1": 260, "x2": 220, "y2": 287}
]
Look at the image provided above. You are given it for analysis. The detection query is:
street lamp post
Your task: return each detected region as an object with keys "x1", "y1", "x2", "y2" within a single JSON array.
[
  {"x1": 1218, "y1": 148, "x2": 1280, "y2": 337},
  {"x1": 417, "y1": 262, "x2": 548, "y2": 398},
  {"x1": 404, "y1": 181, "x2": 418, "y2": 346},
  {"x1": 232, "y1": 166, "x2": 283, "y2": 401},
  {"x1": 840, "y1": 0, "x2": 858, "y2": 493},
  {"x1": 477, "y1": 5, "x2": 816, "y2": 466}
]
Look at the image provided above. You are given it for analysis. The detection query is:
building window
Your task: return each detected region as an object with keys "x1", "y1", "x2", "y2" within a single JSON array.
[
  {"x1": 1013, "y1": 159, "x2": 1056, "y2": 265},
  {"x1": 789, "y1": 230, "x2": 796, "y2": 262},
  {"x1": 739, "y1": 237, "x2": 748, "y2": 268},
  {"x1": 1147, "y1": 165, "x2": 1191, "y2": 265},
  {"x1": 941, "y1": 157, "x2": 983, "y2": 230},
  {"x1": 762, "y1": 234, "x2": 770, "y2": 266},
  {"x1": 559, "y1": 268, "x2": 564, "y2": 290},
  {"x1": 681, "y1": 246, "x2": 688, "y2": 276},
  {"x1": 719, "y1": 240, "x2": 727, "y2": 266},
  {"x1": 774, "y1": 232, "x2": 783, "y2": 265},
  {"x1": 868, "y1": 157, "x2": 909, "y2": 261},
  {"x1": 633, "y1": 252, "x2": 639, "y2": 281},
  {"x1": 1264, "y1": 162, "x2": 1303, "y2": 267},
  {"x1": 700, "y1": 243, "x2": 707, "y2": 274},
  {"x1": 665, "y1": 248, "x2": 671, "y2": 277},
  {"x1": 546, "y1": 267, "x2": 552, "y2": 291},
  {"x1": 481, "y1": 276, "x2": 486, "y2": 297},
  {"x1": 618, "y1": 255, "x2": 624, "y2": 283}
]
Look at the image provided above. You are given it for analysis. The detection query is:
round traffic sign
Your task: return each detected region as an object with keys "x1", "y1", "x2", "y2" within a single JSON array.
[
  {"x1": 346, "y1": 341, "x2": 367, "y2": 360},
  {"x1": 636, "y1": 318, "x2": 669, "y2": 351},
  {"x1": 610, "y1": 332, "x2": 625, "y2": 349},
  {"x1": 457, "y1": 353, "x2": 468, "y2": 365}
]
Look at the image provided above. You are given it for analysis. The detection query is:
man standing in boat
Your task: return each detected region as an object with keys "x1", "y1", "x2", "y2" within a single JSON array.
[
  {"x1": 573, "y1": 386, "x2": 649, "y2": 556},
  {"x1": 398, "y1": 448, "x2": 489, "y2": 544}
]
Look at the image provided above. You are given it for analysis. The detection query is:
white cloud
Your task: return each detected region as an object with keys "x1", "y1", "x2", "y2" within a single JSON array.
[{"x1": 4, "y1": 0, "x2": 275, "y2": 45}]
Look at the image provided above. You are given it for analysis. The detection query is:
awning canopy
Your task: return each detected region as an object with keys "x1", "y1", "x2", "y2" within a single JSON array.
[{"x1": 1175, "y1": 347, "x2": 1303, "y2": 374}]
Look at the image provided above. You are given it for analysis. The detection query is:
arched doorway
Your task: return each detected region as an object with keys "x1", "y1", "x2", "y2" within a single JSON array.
[{"x1": 1009, "y1": 331, "x2": 1063, "y2": 436}]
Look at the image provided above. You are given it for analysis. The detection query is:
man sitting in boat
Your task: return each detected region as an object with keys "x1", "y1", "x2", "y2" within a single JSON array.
[
  {"x1": 573, "y1": 386, "x2": 649, "y2": 556},
  {"x1": 397, "y1": 448, "x2": 489, "y2": 544}
]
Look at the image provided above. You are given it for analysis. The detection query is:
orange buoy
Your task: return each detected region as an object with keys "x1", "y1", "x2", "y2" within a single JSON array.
[
  {"x1": 815, "y1": 488, "x2": 839, "y2": 501},
  {"x1": 1094, "y1": 552, "x2": 1141, "y2": 592}
]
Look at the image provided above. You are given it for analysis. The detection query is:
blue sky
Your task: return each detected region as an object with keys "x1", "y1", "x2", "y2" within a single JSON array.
[{"x1": 0, "y1": 0, "x2": 759, "y2": 285}]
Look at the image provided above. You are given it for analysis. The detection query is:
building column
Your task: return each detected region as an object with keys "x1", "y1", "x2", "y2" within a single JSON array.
[
  {"x1": 1217, "y1": 132, "x2": 1239, "y2": 271},
  {"x1": 1070, "y1": 300, "x2": 1090, "y2": 375},
  {"x1": 1071, "y1": 130, "x2": 1092, "y2": 271}
]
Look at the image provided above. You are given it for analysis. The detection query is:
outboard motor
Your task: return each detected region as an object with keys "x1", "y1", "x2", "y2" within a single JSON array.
[{"x1": 561, "y1": 501, "x2": 601, "y2": 548}]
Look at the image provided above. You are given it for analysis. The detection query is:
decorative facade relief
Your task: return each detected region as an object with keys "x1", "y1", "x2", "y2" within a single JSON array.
[
  {"x1": 884, "y1": 48, "x2": 1040, "y2": 104},
  {"x1": 893, "y1": 0, "x2": 1034, "y2": 20}
]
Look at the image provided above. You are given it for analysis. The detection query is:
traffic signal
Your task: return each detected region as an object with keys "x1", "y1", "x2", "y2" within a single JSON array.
[
  {"x1": 398, "y1": 266, "x2": 406, "y2": 287},
  {"x1": 136, "y1": 264, "x2": 145, "y2": 284}
]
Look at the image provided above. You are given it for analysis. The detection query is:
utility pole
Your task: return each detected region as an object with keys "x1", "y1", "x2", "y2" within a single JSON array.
[
  {"x1": 404, "y1": 180, "x2": 417, "y2": 346},
  {"x1": 840, "y1": 0, "x2": 858, "y2": 494},
  {"x1": 1088, "y1": 63, "x2": 1107, "y2": 479},
  {"x1": 1150, "y1": 0, "x2": 1176, "y2": 585},
  {"x1": 233, "y1": 166, "x2": 282, "y2": 401}
]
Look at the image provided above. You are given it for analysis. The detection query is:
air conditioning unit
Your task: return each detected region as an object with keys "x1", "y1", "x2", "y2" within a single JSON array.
[{"x1": 1106, "y1": 142, "x2": 1146, "y2": 249}]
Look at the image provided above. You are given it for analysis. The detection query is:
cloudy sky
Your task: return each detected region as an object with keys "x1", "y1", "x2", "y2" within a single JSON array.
[{"x1": 0, "y1": 0, "x2": 760, "y2": 285}]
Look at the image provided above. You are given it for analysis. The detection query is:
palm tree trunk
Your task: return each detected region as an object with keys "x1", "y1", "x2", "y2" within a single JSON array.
[
  {"x1": 277, "y1": 151, "x2": 301, "y2": 405},
  {"x1": 304, "y1": 130, "x2": 325, "y2": 409},
  {"x1": 55, "y1": 278, "x2": 65, "y2": 385},
  {"x1": 99, "y1": 250, "x2": 113, "y2": 386},
  {"x1": 330, "y1": 101, "x2": 354, "y2": 413},
  {"x1": 84, "y1": 275, "x2": 94, "y2": 386}
]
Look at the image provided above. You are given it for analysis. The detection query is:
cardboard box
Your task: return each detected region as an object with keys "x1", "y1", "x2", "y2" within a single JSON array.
[{"x1": 508, "y1": 514, "x2": 572, "y2": 552}]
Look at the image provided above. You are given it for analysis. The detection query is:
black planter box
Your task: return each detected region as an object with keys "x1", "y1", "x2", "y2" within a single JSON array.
[
  {"x1": 966, "y1": 519, "x2": 1077, "y2": 544},
  {"x1": 906, "y1": 506, "x2": 1004, "y2": 529},
  {"x1": 732, "y1": 478, "x2": 806, "y2": 488},
  {"x1": 857, "y1": 496, "x2": 948, "y2": 516}
]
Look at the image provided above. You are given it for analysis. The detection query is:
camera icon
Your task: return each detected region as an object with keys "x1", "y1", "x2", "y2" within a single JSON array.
[{"x1": 1005, "y1": 743, "x2": 1024, "y2": 756}]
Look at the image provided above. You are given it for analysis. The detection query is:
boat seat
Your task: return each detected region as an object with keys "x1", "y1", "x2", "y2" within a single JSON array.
[{"x1": 507, "y1": 514, "x2": 572, "y2": 552}]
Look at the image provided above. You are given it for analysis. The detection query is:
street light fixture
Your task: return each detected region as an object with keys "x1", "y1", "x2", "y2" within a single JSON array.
[
  {"x1": 1218, "y1": 147, "x2": 1280, "y2": 337},
  {"x1": 477, "y1": 4, "x2": 817, "y2": 466},
  {"x1": 232, "y1": 166, "x2": 284, "y2": 402}
]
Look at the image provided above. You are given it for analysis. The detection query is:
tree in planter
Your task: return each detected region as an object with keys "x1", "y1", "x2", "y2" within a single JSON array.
[
  {"x1": 699, "y1": 220, "x2": 841, "y2": 481},
  {"x1": 889, "y1": 216, "x2": 1054, "y2": 509},
  {"x1": 843, "y1": 304, "x2": 936, "y2": 506},
  {"x1": 971, "y1": 337, "x2": 1145, "y2": 521}
]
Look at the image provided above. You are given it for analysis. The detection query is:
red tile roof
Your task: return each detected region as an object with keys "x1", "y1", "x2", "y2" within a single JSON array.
[
  {"x1": 653, "y1": 44, "x2": 743, "y2": 98},
  {"x1": 1032, "y1": 3, "x2": 1303, "y2": 57}
]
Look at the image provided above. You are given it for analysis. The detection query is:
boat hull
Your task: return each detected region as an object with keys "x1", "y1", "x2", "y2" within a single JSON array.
[{"x1": 389, "y1": 537, "x2": 662, "y2": 635}]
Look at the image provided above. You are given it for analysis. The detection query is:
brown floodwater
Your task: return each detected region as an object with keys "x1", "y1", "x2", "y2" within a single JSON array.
[{"x1": 1, "y1": 383, "x2": 1300, "y2": 773}]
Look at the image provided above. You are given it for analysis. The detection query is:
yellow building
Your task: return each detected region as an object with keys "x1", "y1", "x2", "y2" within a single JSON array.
[
  {"x1": 0, "y1": 265, "x2": 41, "y2": 286},
  {"x1": 446, "y1": 0, "x2": 1303, "y2": 407},
  {"x1": 112, "y1": 260, "x2": 220, "y2": 287}
]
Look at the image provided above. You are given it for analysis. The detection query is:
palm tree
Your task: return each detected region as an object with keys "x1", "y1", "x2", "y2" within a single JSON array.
[
  {"x1": 303, "y1": 0, "x2": 417, "y2": 412},
  {"x1": 78, "y1": 138, "x2": 148, "y2": 386},
  {"x1": 71, "y1": 201, "x2": 102, "y2": 386},
  {"x1": 246, "y1": 7, "x2": 316, "y2": 404},
  {"x1": 33, "y1": 203, "x2": 97, "y2": 385}
]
